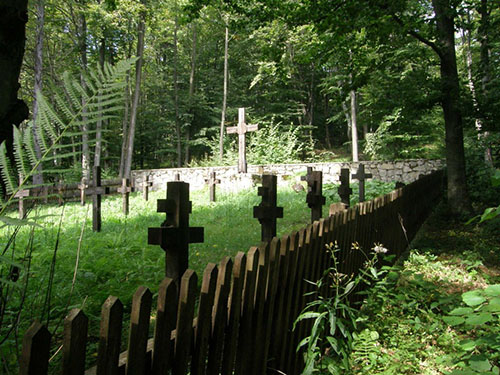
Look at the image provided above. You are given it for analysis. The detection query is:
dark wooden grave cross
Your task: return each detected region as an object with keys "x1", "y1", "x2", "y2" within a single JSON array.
[
  {"x1": 253, "y1": 174, "x2": 283, "y2": 242},
  {"x1": 226, "y1": 108, "x2": 258, "y2": 173},
  {"x1": 90, "y1": 166, "x2": 108, "y2": 232},
  {"x1": 78, "y1": 177, "x2": 88, "y2": 206},
  {"x1": 338, "y1": 168, "x2": 352, "y2": 207},
  {"x1": 117, "y1": 178, "x2": 132, "y2": 215},
  {"x1": 14, "y1": 176, "x2": 30, "y2": 219},
  {"x1": 204, "y1": 170, "x2": 221, "y2": 202},
  {"x1": 351, "y1": 164, "x2": 372, "y2": 203},
  {"x1": 148, "y1": 181, "x2": 204, "y2": 284},
  {"x1": 143, "y1": 175, "x2": 153, "y2": 201},
  {"x1": 301, "y1": 167, "x2": 326, "y2": 222}
]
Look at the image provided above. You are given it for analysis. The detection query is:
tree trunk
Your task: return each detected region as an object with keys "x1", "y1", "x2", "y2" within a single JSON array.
[
  {"x1": 0, "y1": 0, "x2": 29, "y2": 148},
  {"x1": 94, "y1": 38, "x2": 106, "y2": 167},
  {"x1": 173, "y1": 12, "x2": 182, "y2": 167},
  {"x1": 185, "y1": 22, "x2": 197, "y2": 165},
  {"x1": 79, "y1": 11, "x2": 90, "y2": 181},
  {"x1": 119, "y1": 27, "x2": 133, "y2": 178},
  {"x1": 32, "y1": 0, "x2": 45, "y2": 185},
  {"x1": 432, "y1": 0, "x2": 470, "y2": 214},
  {"x1": 123, "y1": 2, "x2": 146, "y2": 179},
  {"x1": 219, "y1": 20, "x2": 229, "y2": 162},
  {"x1": 350, "y1": 89, "x2": 359, "y2": 162}
]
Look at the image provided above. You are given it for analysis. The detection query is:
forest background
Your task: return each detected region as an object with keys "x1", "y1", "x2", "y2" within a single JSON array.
[{"x1": 3, "y1": 0, "x2": 497, "y2": 202}]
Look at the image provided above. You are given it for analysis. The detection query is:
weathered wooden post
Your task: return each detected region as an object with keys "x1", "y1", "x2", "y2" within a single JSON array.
[
  {"x1": 14, "y1": 176, "x2": 30, "y2": 219},
  {"x1": 174, "y1": 172, "x2": 181, "y2": 181},
  {"x1": 205, "y1": 170, "x2": 221, "y2": 202},
  {"x1": 57, "y1": 180, "x2": 65, "y2": 206},
  {"x1": 90, "y1": 166, "x2": 108, "y2": 232},
  {"x1": 351, "y1": 163, "x2": 372, "y2": 202},
  {"x1": 301, "y1": 167, "x2": 326, "y2": 222},
  {"x1": 148, "y1": 181, "x2": 204, "y2": 285},
  {"x1": 143, "y1": 175, "x2": 153, "y2": 201},
  {"x1": 253, "y1": 174, "x2": 283, "y2": 242},
  {"x1": 117, "y1": 178, "x2": 132, "y2": 215},
  {"x1": 78, "y1": 177, "x2": 88, "y2": 206},
  {"x1": 226, "y1": 108, "x2": 258, "y2": 173},
  {"x1": 338, "y1": 168, "x2": 352, "y2": 207}
]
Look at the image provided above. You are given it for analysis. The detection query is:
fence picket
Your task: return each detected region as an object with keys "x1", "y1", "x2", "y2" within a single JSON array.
[
  {"x1": 126, "y1": 286, "x2": 152, "y2": 375},
  {"x1": 191, "y1": 263, "x2": 218, "y2": 375},
  {"x1": 63, "y1": 309, "x2": 89, "y2": 375},
  {"x1": 96, "y1": 296, "x2": 123, "y2": 375},
  {"x1": 152, "y1": 278, "x2": 177, "y2": 375},
  {"x1": 174, "y1": 269, "x2": 198, "y2": 375},
  {"x1": 20, "y1": 322, "x2": 51, "y2": 375}
]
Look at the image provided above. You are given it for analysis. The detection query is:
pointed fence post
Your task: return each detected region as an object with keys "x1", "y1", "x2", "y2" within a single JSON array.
[
  {"x1": 148, "y1": 181, "x2": 204, "y2": 285},
  {"x1": 338, "y1": 168, "x2": 352, "y2": 207},
  {"x1": 253, "y1": 174, "x2": 283, "y2": 242},
  {"x1": 301, "y1": 167, "x2": 326, "y2": 222},
  {"x1": 205, "y1": 170, "x2": 221, "y2": 202},
  {"x1": 20, "y1": 322, "x2": 51, "y2": 375},
  {"x1": 62, "y1": 309, "x2": 89, "y2": 375},
  {"x1": 351, "y1": 163, "x2": 372, "y2": 202},
  {"x1": 226, "y1": 108, "x2": 258, "y2": 173}
]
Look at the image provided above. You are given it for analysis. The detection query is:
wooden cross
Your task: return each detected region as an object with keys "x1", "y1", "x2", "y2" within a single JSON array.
[
  {"x1": 78, "y1": 177, "x2": 88, "y2": 206},
  {"x1": 14, "y1": 177, "x2": 30, "y2": 219},
  {"x1": 301, "y1": 167, "x2": 326, "y2": 222},
  {"x1": 226, "y1": 108, "x2": 258, "y2": 173},
  {"x1": 117, "y1": 178, "x2": 132, "y2": 215},
  {"x1": 351, "y1": 164, "x2": 372, "y2": 203},
  {"x1": 143, "y1": 175, "x2": 153, "y2": 201},
  {"x1": 204, "y1": 170, "x2": 221, "y2": 202},
  {"x1": 90, "y1": 166, "x2": 108, "y2": 232},
  {"x1": 338, "y1": 168, "x2": 352, "y2": 207},
  {"x1": 253, "y1": 174, "x2": 283, "y2": 242},
  {"x1": 148, "y1": 181, "x2": 204, "y2": 284}
]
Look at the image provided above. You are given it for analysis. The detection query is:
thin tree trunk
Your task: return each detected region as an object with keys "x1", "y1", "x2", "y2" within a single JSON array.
[
  {"x1": 324, "y1": 95, "x2": 331, "y2": 149},
  {"x1": 123, "y1": 1, "x2": 146, "y2": 179},
  {"x1": 185, "y1": 22, "x2": 197, "y2": 165},
  {"x1": 350, "y1": 89, "x2": 359, "y2": 162},
  {"x1": 119, "y1": 28, "x2": 133, "y2": 178},
  {"x1": 432, "y1": 0, "x2": 470, "y2": 214},
  {"x1": 32, "y1": 0, "x2": 44, "y2": 185},
  {"x1": 79, "y1": 12, "x2": 90, "y2": 181},
  {"x1": 173, "y1": 12, "x2": 182, "y2": 167},
  {"x1": 219, "y1": 20, "x2": 229, "y2": 162},
  {"x1": 94, "y1": 38, "x2": 105, "y2": 167}
]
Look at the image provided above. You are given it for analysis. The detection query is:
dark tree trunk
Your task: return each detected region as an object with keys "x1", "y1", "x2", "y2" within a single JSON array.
[
  {"x1": 432, "y1": 0, "x2": 471, "y2": 214},
  {"x1": 0, "y1": 0, "x2": 29, "y2": 147}
]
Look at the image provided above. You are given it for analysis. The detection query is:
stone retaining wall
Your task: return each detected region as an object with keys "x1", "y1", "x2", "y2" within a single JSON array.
[{"x1": 132, "y1": 160, "x2": 444, "y2": 193}]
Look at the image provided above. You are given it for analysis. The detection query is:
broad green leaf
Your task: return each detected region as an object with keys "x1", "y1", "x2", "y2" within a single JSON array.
[
  {"x1": 465, "y1": 313, "x2": 493, "y2": 326},
  {"x1": 458, "y1": 339, "x2": 477, "y2": 351},
  {"x1": 443, "y1": 316, "x2": 465, "y2": 326},
  {"x1": 469, "y1": 356, "x2": 491, "y2": 372},
  {"x1": 462, "y1": 290, "x2": 487, "y2": 307},
  {"x1": 484, "y1": 298, "x2": 500, "y2": 312},
  {"x1": 485, "y1": 285, "x2": 500, "y2": 297},
  {"x1": 449, "y1": 307, "x2": 473, "y2": 316}
]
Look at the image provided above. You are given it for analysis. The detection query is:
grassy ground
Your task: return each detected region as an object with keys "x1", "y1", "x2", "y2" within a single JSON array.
[
  {"x1": 0, "y1": 179, "x2": 393, "y2": 371},
  {"x1": 329, "y1": 204, "x2": 500, "y2": 374}
]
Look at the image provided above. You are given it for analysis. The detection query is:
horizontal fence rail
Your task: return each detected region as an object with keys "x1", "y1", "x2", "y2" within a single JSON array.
[{"x1": 19, "y1": 170, "x2": 444, "y2": 375}]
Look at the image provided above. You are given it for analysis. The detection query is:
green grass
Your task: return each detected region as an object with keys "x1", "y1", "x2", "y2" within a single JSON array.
[{"x1": 0, "y1": 180, "x2": 394, "y2": 370}]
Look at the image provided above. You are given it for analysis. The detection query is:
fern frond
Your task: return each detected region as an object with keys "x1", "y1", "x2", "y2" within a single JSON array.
[
  {"x1": 0, "y1": 142, "x2": 18, "y2": 195},
  {"x1": 13, "y1": 126, "x2": 30, "y2": 177},
  {"x1": 23, "y1": 129, "x2": 38, "y2": 167}
]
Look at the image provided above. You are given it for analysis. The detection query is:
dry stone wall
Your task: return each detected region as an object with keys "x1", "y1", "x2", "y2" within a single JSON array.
[{"x1": 132, "y1": 160, "x2": 444, "y2": 193}]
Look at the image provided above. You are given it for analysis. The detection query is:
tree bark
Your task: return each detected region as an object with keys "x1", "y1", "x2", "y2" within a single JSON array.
[
  {"x1": 32, "y1": 0, "x2": 45, "y2": 185},
  {"x1": 432, "y1": 0, "x2": 470, "y2": 214},
  {"x1": 173, "y1": 12, "x2": 182, "y2": 167},
  {"x1": 219, "y1": 20, "x2": 229, "y2": 162},
  {"x1": 79, "y1": 10, "x2": 90, "y2": 181},
  {"x1": 185, "y1": 22, "x2": 197, "y2": 165},
  {"x1": 350, "y1": 89, "x2": 359, "y2": 162},
  {"x1": 0, "y1": 0, "x2": 29, "y2": 148},
  {"x1": 94, "y1": 38, "x2": 106, "y2": 167},
  {"x1": 123, "y1": 1, "x2": 146, "y2": 178}
]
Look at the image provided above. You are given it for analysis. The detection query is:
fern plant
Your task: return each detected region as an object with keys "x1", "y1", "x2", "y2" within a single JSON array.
[{"x1": 0, "y1": 58, "x2": 135, "y2": 220}]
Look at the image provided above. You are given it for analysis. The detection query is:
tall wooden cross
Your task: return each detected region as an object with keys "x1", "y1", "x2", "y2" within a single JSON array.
[
  {"x1": 253, "y1": 174, "x2": 283, "y2": 242},
  {"x1": 226, "y1": 108, "x2": 258, "y2": 173},
  {"x1": 204, "y1": 170, "x2": 221, "y2": 202},
  {"x1": 117, "y1": 178, "x2": 132, "y2": 215},
  {"x1": 90, "y1": 166, "x2": 109, "y2": 232},
  {"x1": 14, "y1": 176, "x2": 30, "y2": 219},
  {"x1": 301, "y1": 167, "x2": 326, "y2": 222},
  {"x1": 338, "y1": 168, "x2": 352, "y2": 207},
  {"x1": 351, "y1": 164, "x2": 372, "y2": 203},
  {"x1": 143, "y1": 175, "x2": 153, "y2": 201},
  {"x1": 148, "y1": 181, "x2": 204, "y2": 284}
]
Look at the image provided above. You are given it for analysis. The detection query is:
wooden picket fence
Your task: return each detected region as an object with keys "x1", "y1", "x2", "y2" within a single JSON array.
[{"x1": 19, "y1": 170, "x2": 444, "y2": 375}]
